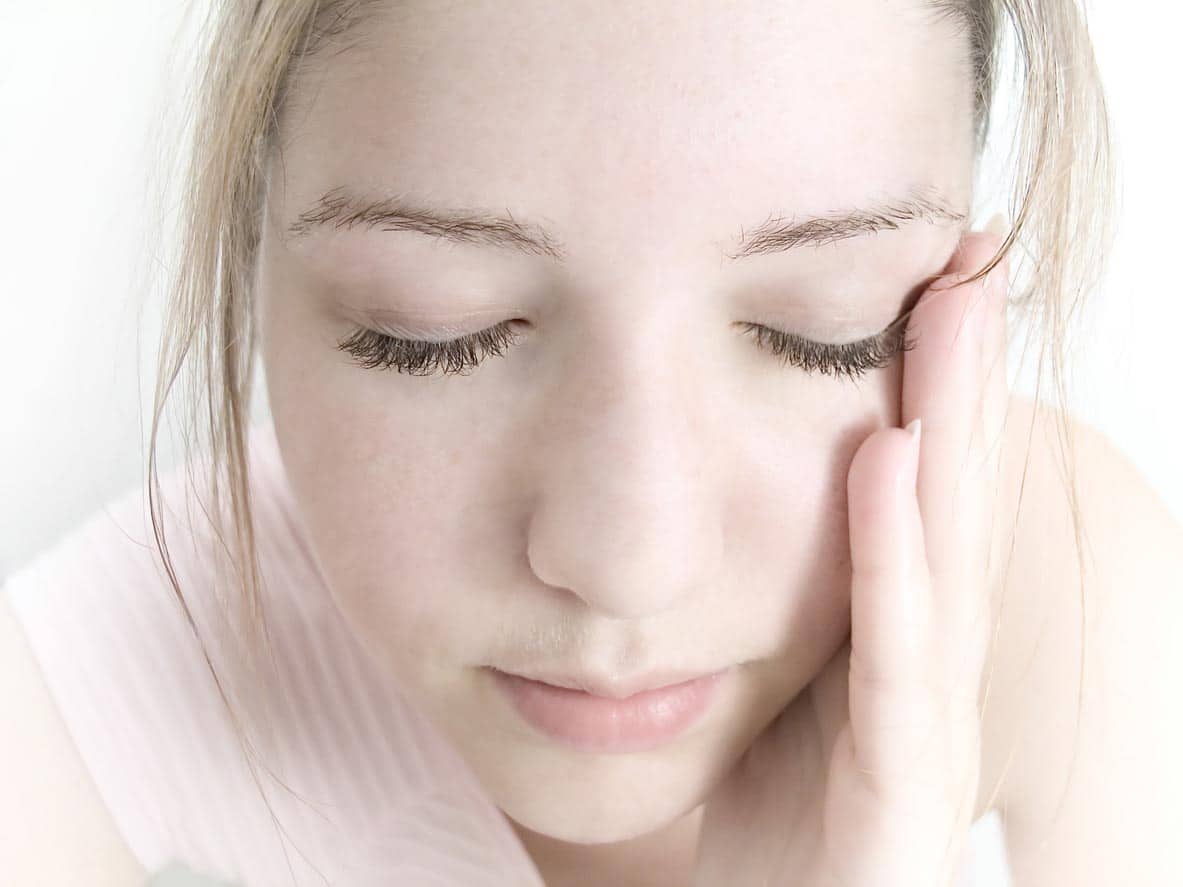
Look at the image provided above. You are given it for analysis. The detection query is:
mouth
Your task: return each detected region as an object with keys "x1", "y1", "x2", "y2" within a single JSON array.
[
  {"x1": 491, "y1": 667, "x2": 728, "y2": 700},
  {"x1": 486, "y1": 666, "x2": 731, "y2": 754}
]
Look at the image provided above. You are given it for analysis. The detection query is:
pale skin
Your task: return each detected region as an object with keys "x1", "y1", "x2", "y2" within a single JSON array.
[
  {"x1": 0, "y1": 3, "x2": 1179, "y2": 887},
  {"x1": 689, "y1": 228, "x2": 1010, "y2": 885},
  {"x1": 252, "y1": 1, "x2": 1183, "y2": 886}
]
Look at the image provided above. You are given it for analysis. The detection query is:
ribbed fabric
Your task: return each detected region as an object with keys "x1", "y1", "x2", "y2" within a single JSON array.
[{"x1": 3, "y1": 420, "x2": 1012, "y2": 886}]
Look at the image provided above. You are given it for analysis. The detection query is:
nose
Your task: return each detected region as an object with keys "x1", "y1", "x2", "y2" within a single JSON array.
[{"x1": 523, "y1": 350, "x2": 725, "y2": 620}]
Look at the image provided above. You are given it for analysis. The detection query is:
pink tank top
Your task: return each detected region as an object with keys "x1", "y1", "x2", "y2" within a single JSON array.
[{"x1": 3, "y1": 420, "x2": 1012, "y2": 886}]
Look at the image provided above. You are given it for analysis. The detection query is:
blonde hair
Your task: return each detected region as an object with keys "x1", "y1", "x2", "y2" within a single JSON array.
[{"x1": 146, "y1": 0, "x2": 1113, "y2": 876}]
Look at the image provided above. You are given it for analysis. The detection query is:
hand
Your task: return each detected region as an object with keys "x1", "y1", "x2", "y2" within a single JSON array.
[{"x1": 693, "y1": 227, "x2": 1010, "y2": 887}]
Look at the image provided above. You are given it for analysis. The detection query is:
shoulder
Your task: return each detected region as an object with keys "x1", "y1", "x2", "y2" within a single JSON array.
[
  {"x1": 987, "y1": 392, "x2": 1183, "y2": 693},
  {"x1": 0, "y1": 588, "x2": 147, "y2": 883},
  {"x1": 977, "y1": 393, "x2": 1183, "y2": 881},
  {"x1": 0, "y1": 445, "x2": 235, "y2": 884}
]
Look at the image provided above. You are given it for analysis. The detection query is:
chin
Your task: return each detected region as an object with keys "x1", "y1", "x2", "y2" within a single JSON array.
[
  {"x1": 461, "y1": 722, "x2": 746, "y2": 846},
  {"x1": 497, "y1": 785, "x2": 696, "y2": 846}
]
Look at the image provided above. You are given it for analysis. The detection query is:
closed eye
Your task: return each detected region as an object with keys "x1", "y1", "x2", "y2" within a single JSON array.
[
  {"x1": 736, "y1": 317, "x2": 914, "y2": 379},
  {"x1": 335, "y1": 315, "x2": 914, "y2": 381}
]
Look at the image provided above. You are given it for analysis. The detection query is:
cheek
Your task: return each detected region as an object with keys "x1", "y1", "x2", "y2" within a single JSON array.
[
  {"x1": 735, "y1": 357, "x2": 901, "y2": 555},
  {"x1": 721, "y1": 370, "x2": 901, "y2": 664},
  {"x1": 268, "y1": 413, "x2": 480, "y2": 689},
  {"x1": 259, "y1": 315, "x2": 470, "y2": 685},
  {"x1": 272, "y1": 403, "x2": 886, "y2": 703},
  {"x1": 260, "y1": 271, "x2": 903, "y2": 695}
]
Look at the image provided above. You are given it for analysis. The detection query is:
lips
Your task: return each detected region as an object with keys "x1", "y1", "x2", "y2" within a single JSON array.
[
  {"x1": 491, "y1": 667, "x2": 727, "y2": 700},
  {"x1": 487, "y1": 666, "x2": 730, "y2": 754}
]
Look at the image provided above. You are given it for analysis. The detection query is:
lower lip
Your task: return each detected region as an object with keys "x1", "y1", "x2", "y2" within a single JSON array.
[{"x1": 488, "y1": 667, "x2": 729, "y2": 754}]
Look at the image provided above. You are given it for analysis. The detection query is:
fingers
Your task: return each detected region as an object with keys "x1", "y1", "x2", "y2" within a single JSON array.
[
  {"x1": 841, "y1": 225, "x2": 1010, "y2": 798},
  {"x1": 902, "y1": 234, "x2": 1000, "y2": 591},
  {"x1": 837, "y1": 417, "x2": 975, "y2": 887},
  {"x1": 901, "y1": 233, "x2": 1008, "y2": 677},
  {"x1": 844, "y1": 418, "x2": 934, "y2": 784},
  {"x1": 831, "y1": 229, "x2": 1010, "y2": 887}
]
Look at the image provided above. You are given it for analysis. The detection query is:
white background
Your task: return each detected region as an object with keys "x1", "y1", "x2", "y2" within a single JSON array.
[{"x1": 1, "y1": 1, "x2": 1180, "y2": 579}]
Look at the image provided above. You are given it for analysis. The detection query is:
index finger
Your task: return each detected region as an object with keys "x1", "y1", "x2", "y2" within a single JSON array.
[{"x1": 900, "y1": 231, "x2": 1005, "y2": 634}]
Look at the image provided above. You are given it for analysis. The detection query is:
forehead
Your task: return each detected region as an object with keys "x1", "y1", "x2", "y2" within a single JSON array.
[{"x1": 272, "y1": 0, "x2": 974, "y2": 273}]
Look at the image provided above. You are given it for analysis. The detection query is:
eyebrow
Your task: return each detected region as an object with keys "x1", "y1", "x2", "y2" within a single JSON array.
[{"x1": 285, "y1": 184, "x2": 967, "y2": 261}]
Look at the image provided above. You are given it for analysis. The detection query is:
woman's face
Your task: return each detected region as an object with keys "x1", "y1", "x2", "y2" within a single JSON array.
[{"x1": 257, "y1": 0, "x2": 975, "y2": 847}]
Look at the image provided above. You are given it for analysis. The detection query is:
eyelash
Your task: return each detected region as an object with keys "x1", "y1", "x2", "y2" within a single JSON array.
[{"x1": 335, "y1": 316, "x2": 916, "y2": 381}]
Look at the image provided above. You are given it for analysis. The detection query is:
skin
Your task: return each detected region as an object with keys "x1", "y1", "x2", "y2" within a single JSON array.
[
  {"x1": 689, "y1": 231, "x2": 1010, "y2": 885},
  {"x1": 256, "y1": 0, "x2": 991, "y2": 883}
]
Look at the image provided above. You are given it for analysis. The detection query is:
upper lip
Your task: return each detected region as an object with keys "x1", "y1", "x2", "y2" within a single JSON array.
[{"x1": 490, "y1": 666, "x2": 726, "y2": 699}]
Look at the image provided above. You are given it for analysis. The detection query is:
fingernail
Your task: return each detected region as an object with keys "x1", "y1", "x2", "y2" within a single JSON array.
[
  {"x1": 906, "y1": 417, "x2": 922, "y2": 447},
  {"x1": 926, "y1": 270, "x2": 970, "y2": 300},
  {"x1": 985, "y1": 213, "x2": 1008, "y2": 237},
  {"x1": 905, "y1": 418, "x2": 922, "y2": 487}
]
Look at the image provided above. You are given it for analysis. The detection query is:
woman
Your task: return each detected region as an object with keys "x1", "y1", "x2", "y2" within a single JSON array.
[{"x1": 4, "y1": 1, "x2": 1179, "y2": 885}]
